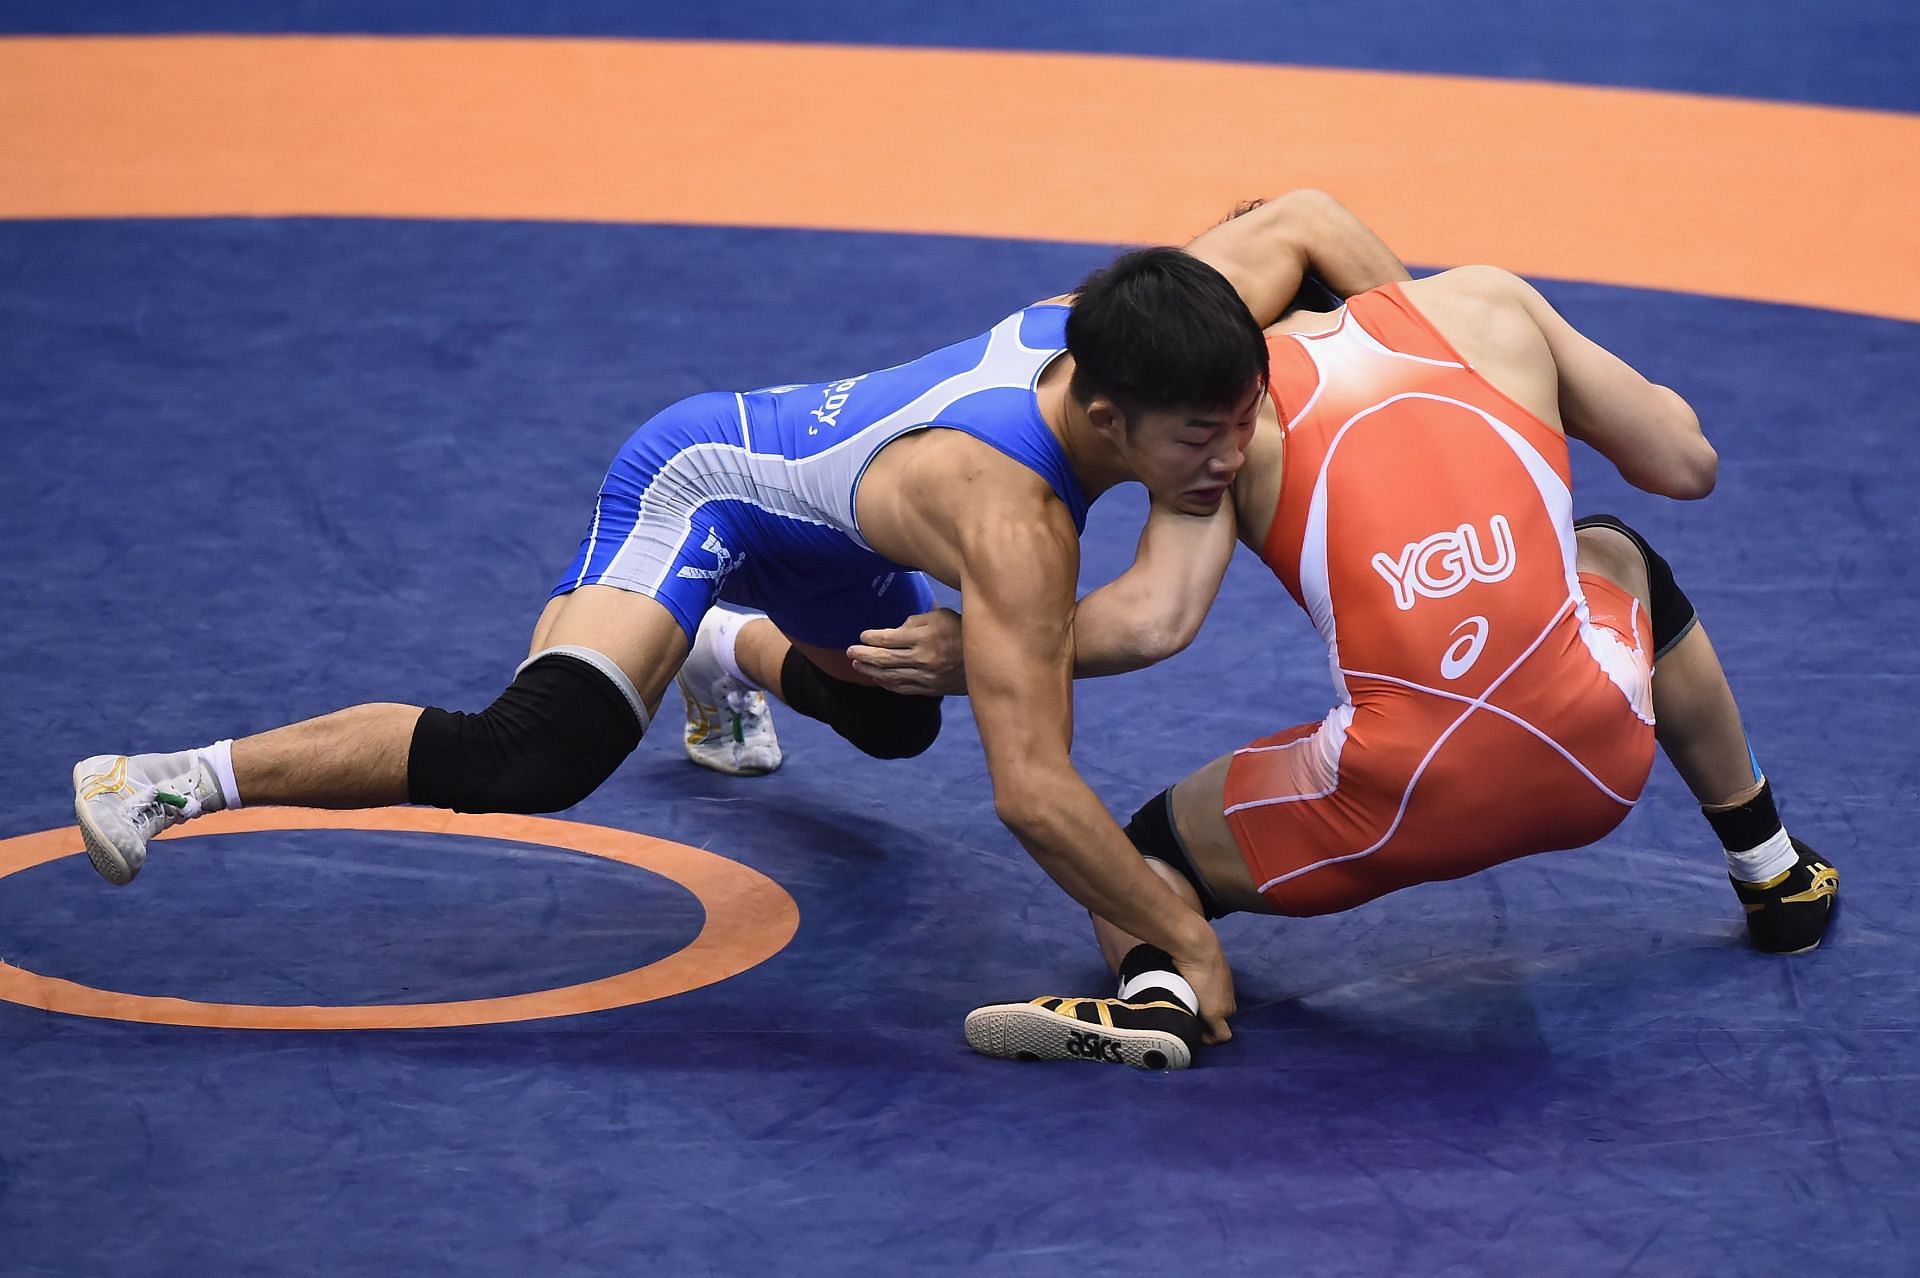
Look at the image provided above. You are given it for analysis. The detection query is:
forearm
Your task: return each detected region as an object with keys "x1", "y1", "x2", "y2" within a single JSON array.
[
  {"x1": 998, "y1": 772, "x2": 1211, "y2": 954},
  {"x1": 1189, "y1": 188, "x2": 1411, "y2": 326},
  {"x1": 1286, "y1": 190, "x2": 1411, "y2": 300}
]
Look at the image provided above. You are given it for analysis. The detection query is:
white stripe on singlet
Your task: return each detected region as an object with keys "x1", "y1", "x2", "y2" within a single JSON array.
[
  {"x1": 1224, "y1": 705, "x2": 1353, "y2": 815},
  {"x1": 597, "y1": 310, "x2": 1063, "y2": 589},
  {"x1": 597, "y1": 441, "x2": 847, "y2": 594},
  {"x1": 1335, "y1": 663, "x2": 1641, "y2": 807},
  {"x1": 572, "y1": 494, "x2": 607, "y2": 590}
]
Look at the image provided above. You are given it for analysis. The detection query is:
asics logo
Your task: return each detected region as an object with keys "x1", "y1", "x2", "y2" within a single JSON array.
[
  {"x1": 1440, "y1": 615, "x2": 1490, "y2": 680},
  {"x1": 675, "y1": 530, "x2": 747, "y2": 582},
  {"x1": 1065, "y1": 1030, "x2": 1125, "y2": 1063},
  {"x1": 1371, "y1": 514, "x2": 1516, "y2": 610},
  {"x1": 77, "y1": 756, "x2": 131, "y2": 802}
]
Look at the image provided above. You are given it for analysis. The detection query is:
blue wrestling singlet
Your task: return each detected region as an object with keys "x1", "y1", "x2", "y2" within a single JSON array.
[{"x1": 554, "y1": 304, "x2": 1090, "y2": 648}]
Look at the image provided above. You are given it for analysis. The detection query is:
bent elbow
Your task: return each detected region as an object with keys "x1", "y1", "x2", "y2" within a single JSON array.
[
  {"x1": 993, "y1": 785, "x2": 1049, "y2": 842},
  {"x1": 1663, "y1": 432, "x2": 1718, "y2": 500},
  {"x1": 1681, "y1": 443, "x2": 1719, "y2": 499},
  {"x1": 1654, "y1": 388, "x2": 1715, "y2": 499},
  {"x1": 1141, "y1": 615, "x2": 1202, "y2": 665},
  {"x1": 1274, "y1": 186, "x2": 1339, "y2": 214},
  {"x1": 1263, "y1": 188, "x2": 1343, "y2": 238}
]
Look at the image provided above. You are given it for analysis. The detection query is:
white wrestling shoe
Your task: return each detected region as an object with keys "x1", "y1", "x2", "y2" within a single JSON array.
[
  {"x1": 676, "y1": 612, "x2": 783, "y2": 776},
  {"x1": 72, "y1": 751, "x2": 226, "y2": 885}
]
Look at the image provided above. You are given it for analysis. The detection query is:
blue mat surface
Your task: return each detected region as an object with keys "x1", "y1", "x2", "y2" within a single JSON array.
[{"x1": 2, "y1": 8, "x2": 1916, "y2": 1276}]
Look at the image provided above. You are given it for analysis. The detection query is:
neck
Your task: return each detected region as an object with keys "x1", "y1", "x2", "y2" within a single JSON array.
[{"x1": 1038, "y1": 358, "x2": 1131, "y2": 499}]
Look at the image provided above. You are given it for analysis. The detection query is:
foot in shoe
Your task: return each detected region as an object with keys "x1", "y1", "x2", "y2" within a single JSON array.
[
  {"x1": 677, "y1": 609, "x2": 783, "y2": 776},
  {"x1": 964, "y1": 995, "x2": 1200, "y2": 1071},
  {"x1": 72, "y1": 751, "x2": 225, "y2": 886},
  {"x1": 1732, "y1": 838, "x2": 1838, "y2": 954}
]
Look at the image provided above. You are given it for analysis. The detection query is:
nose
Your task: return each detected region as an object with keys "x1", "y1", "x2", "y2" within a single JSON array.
[{"x1": 1209, "y1": 443, "x2": 1244, "y2": 478}]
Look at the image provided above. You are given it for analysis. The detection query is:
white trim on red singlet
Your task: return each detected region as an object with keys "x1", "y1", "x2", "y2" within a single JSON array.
[
  {"x1": 1255, "y1": 595, "x2": 1576, "y2": 892},
  {"x1": 1336, "y1": 664, "x2": 1641, "y2": 806},
  {"x1": 1224, "y1": 704, "x2": 1354, "y2": 815}
]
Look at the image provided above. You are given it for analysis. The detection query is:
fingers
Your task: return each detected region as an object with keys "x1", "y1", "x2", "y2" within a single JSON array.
[
  {"x1": 1200, "y1": 1016, "x2": 1233, "y2": 1046},
  {"x1": 849, "y1": 659, "x2": 940, "y2": 695},
  {"x1": 849, "y1": 660, "x2": 915, "y2": 689},
  {"x1": 845, "y1": 643, "x2": 910, "y2": 668}
]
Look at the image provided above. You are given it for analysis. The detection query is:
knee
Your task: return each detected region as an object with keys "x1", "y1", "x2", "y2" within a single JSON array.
[
  {"x1": 1574, "y1": 520, "x2": 1650, "y2": 603},
  {"x1": 1573, "y1": 514, "x2": 1699, "y2": 658},
  {"x1": 846, "y1": 692, "x2": 943, "y2": 759},
  {"x1": 407, "y1": 648, "x2": 648, "y2": 813},
  {"x1": 779, "y1": 648, "x2": 943, "y2": 759}
]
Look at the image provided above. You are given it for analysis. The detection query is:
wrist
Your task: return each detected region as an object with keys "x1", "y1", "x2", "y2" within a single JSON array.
[{"x1": 1161, "y1": 909, "x2": 1216, "y2": 959}]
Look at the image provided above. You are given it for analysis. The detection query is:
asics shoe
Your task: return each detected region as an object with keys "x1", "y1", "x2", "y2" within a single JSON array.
[
  {"x1": 964, "y1": 994, "x2": 1200, "y2": 1071},
  {"x1": 72, "y1": 751, "x2": 226, "y2": 885},
  {"x1": 677, "y1": 611, "x2": 782, "y2": 776},
  {"x1": 1732, "y1": 838, "x2": 1838, "y2": 954}
]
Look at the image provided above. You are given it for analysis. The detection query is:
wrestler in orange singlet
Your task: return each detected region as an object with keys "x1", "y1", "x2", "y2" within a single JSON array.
[
  {"x1": 846, "y1": 254, "x2": 1839, "y2": 1067},
  {"x1": 1219, "y1": 283, "x2": 1658, "y2": 918},
  {"x1": 943, "y1": 263, "x2": 1837, "y2": 1068},
  {"x1": 699, "y1": 200, "x2": 1840, "y2": 1068}
]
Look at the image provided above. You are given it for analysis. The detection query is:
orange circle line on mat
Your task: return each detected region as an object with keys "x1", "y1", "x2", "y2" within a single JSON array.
[
  {"x1": 0, "y1": 809, "x2": 798, "y2": 1030},
  {"x1": 0, "y1": 37, "x2": 1915, "y2": 321}
]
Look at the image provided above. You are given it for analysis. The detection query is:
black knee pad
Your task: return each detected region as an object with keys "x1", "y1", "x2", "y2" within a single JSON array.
[
  {"x1": 1125, "y1": 790, "x2": 1227, "y2": 920},
  {"x1": 1575, "y1": 513, "x2": 1700, "y2": 658},
  {"x1": 408, "y1": 647, "x2": 647, "y2": 814},
  {"x1": 779, "y1": 649, "x2": 942, "y2": 759}
]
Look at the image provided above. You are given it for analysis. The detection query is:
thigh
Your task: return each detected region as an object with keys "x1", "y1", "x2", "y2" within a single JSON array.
[
  {"x1": 537, "y1": 584, "x2": 692, "y2": 718},
  {"x1": 551, "y1": 391, "x2": 744, "y2": 641},
  {"x1": 747, "y1": 566, "x2": 937, "y2": 654},
  {"x1": 1170, "y1": 738, "x2": 1314, "y2": 917},
  {"x1": 1210, "y1": 709, "x2": 1382, "y2": 915}
]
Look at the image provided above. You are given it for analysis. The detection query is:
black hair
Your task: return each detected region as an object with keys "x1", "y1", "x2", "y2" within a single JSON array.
[{"x1": 1066, "y1": 248, "x2": 1269, "y2": 419}]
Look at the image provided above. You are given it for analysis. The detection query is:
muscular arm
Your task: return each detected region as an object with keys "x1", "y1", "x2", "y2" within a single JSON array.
[
  {"x1": 1502, "y1": 270, "x2": 1717, "y2": 499},
  {"x1": 1071, "y1": 497, "x2": 1239, "y2": 676},
  {"x1": 1182, "y1": 188, "x2": 1410, "y2": 326},
  {"x1": 848, "y1": 499, "x2": 1237, "y2": 692},
  {"x1": 955, "y1": 494, "x2": 1226, "y2": 1009}
]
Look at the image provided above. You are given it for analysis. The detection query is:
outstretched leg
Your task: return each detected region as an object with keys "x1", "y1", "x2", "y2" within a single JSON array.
[{"x1": 73, "y1": 585, "x2": 681, "y2": 884}]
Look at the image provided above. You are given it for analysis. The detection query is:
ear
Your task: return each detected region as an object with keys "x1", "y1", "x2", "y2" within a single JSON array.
[{"x1": 1085, "y1": 397, "x2": 1129, "y2": 443}]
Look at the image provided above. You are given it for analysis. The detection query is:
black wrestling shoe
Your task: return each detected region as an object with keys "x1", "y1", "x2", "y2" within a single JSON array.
[
  {"x1": 1732, "y1": 839, "x2": 1839, "y2": 954},
  {"x1": 964, "y1": 995, "x2": 1200, "y2": 1071}
]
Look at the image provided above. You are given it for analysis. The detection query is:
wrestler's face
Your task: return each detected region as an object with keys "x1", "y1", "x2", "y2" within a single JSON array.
[{"x1": 1113, "y1": 383, "x2": 1264, "y2": 515}]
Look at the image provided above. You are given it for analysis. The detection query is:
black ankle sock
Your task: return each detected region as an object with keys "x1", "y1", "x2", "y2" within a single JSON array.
[
  {"x1": 1703, "y1": 778, "x2": 1782, "y2": 853},
  {"x1": 1115, "y1": 944, "x2": 1197, "y2": 1014}
]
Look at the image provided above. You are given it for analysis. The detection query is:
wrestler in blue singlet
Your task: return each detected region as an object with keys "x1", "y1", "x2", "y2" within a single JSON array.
[{"x1": 554, "y1": 304, "x2": 1088, "y2": 648}]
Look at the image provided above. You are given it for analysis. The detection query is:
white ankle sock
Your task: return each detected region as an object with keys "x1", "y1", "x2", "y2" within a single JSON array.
[
  {"x1": 1116, "y1": 969, "x2": 1199, "y2": 1015},
  {"x1": 196, "y1": 739, "x2": 243, "y2": 810},
  {"x1": 708, "y1": 609, "x2": 757, "y2": 687},
  {"x1": 1726, "y1": 827, "x2": 1796, "y2": 883}
]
